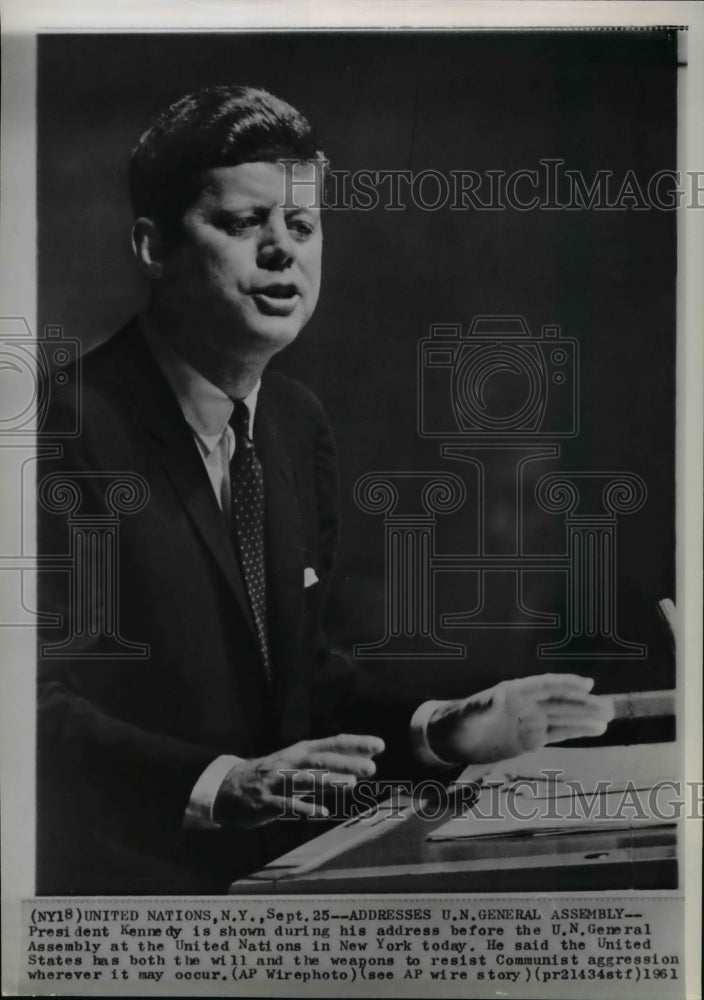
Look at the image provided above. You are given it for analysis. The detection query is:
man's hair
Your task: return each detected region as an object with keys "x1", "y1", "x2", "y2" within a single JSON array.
[{"x1": 129, "y1": 85, "x2": 326, "y2": 240}]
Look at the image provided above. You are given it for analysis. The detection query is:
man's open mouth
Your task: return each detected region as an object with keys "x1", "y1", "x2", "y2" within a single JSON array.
[
  {"x1": 251, "y1": 284, "x2": 301, "y2": 316},
  {"x1": 253, "y1": 283, "x2": 299, "y2": 299}
]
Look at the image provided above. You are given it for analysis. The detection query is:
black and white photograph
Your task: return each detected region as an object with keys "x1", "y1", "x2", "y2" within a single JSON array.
[{"x1": 0, "y1": 2, "x2": 701, "y2": 997}]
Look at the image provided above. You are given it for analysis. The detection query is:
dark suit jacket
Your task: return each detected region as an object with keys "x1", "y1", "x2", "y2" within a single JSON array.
[{"x1": 37, "y1": 319, "x2": 423, "y2": 894}]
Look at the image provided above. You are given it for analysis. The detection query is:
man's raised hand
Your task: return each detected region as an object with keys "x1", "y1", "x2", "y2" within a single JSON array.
[
  {"x1": 213, "y1": 734, "x2": 385, "y2": 827},
  {"x1": 427, "y1": 673, "x2": 615, "y2": 765}
]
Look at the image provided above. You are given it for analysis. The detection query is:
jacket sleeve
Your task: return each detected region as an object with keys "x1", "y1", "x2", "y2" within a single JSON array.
[{"x1": 37, "y1": 394, "x2": 217, "y2": 831}]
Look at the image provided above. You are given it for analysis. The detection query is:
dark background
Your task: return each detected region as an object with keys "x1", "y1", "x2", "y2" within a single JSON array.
[{"x1": 38, "y1": 31, "x2": 677, "y2": 702}]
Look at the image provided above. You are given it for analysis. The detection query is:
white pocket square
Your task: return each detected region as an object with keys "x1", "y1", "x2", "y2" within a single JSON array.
[{"x1": 304, "y1": 567, "x2": 319, "y2": 588}]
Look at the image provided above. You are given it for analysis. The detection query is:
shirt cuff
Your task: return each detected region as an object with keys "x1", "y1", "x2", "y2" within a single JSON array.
[
  {"x1": 183, "y1": 754, "x2": 243, "y2": 830},
  {"x1": 410, "y1": 700, "x2": 458, "y2": 769}
]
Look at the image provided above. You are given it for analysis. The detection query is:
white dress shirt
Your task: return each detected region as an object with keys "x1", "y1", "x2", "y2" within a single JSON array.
[{"x1": 141, "y1": 317, "x2": 453, "y2": 831}]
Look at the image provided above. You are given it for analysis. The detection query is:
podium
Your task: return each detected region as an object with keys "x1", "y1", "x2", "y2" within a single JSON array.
[{"x1": 231, "y1": 706, "x2": 677, "y2": 896}]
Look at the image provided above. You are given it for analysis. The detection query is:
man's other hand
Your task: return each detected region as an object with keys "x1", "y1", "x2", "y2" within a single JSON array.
[
  {"x1": 427, "y1": 674, "x2": 615, "y2": 765},
  {"x1": 212, "y1": 734, "x2": 385, "y2": 827}
]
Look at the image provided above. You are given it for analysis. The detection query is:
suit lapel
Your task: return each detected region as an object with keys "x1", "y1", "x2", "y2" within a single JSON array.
[
  {"x1": 114, "y1": 322, "x2": 307, "y2": 708},
  {"x1": 254, "y1": 383, "x2": 305, "y2": 704},
  {"x1": 114, "y1": 322, "x2": 257, "y2": 639}
]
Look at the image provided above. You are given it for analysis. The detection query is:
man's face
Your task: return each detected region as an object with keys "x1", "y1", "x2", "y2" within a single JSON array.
[{"x1": 157, "y1": 161, "x2": 323, "y2": 374}]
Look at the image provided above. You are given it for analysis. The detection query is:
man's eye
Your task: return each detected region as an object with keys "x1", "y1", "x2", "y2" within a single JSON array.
[
  {"x1": 287, "y1": 219, "x2": 315, "y2": 239},
  {"x1": 226, "y1": 217, "x2": 258, "y2": 233}
]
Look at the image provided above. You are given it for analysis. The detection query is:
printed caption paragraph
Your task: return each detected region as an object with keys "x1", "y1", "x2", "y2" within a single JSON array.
[{"x1": 20, "y1": 897, "x2": 683, "y2": 997}]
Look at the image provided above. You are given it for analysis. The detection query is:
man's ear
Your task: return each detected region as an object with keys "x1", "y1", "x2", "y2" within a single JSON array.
[{"x1": 131, "y1": 217, "x2": 167, "y2": 279}]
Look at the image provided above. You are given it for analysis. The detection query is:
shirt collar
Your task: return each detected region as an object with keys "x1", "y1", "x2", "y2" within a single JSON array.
[{"x1": 139, "y1": 313, "x2": 260, "y2": 454}]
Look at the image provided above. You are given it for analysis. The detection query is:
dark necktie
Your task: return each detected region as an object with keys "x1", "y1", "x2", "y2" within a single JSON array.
[{"x1": 229, "y1": 400, "x2": 271, "y2": 682}]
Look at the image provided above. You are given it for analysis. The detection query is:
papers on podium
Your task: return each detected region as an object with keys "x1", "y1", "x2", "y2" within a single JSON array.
[{"x1": 429, "y1": 743, "x2": 679, "y2": 841}]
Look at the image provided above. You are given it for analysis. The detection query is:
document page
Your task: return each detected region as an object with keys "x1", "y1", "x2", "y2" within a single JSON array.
[{"x1": 431, "y1": 744, "x2": 679, "y2": 840}]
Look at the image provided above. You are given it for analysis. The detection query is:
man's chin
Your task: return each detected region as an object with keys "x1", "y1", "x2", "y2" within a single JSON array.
[{"x1": 243, "y1": 318, "x2": 304, "y2": 356}]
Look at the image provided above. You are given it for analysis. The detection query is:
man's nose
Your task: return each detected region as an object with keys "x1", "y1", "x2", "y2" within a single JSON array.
[{"x1": 257, "y1": 218, "x2": 294, "y2": 271}]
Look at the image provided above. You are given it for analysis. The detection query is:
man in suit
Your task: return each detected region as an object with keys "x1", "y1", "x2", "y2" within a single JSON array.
[{"x1": 37, "y1": 85, "x2": 613, "y2": 894}]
